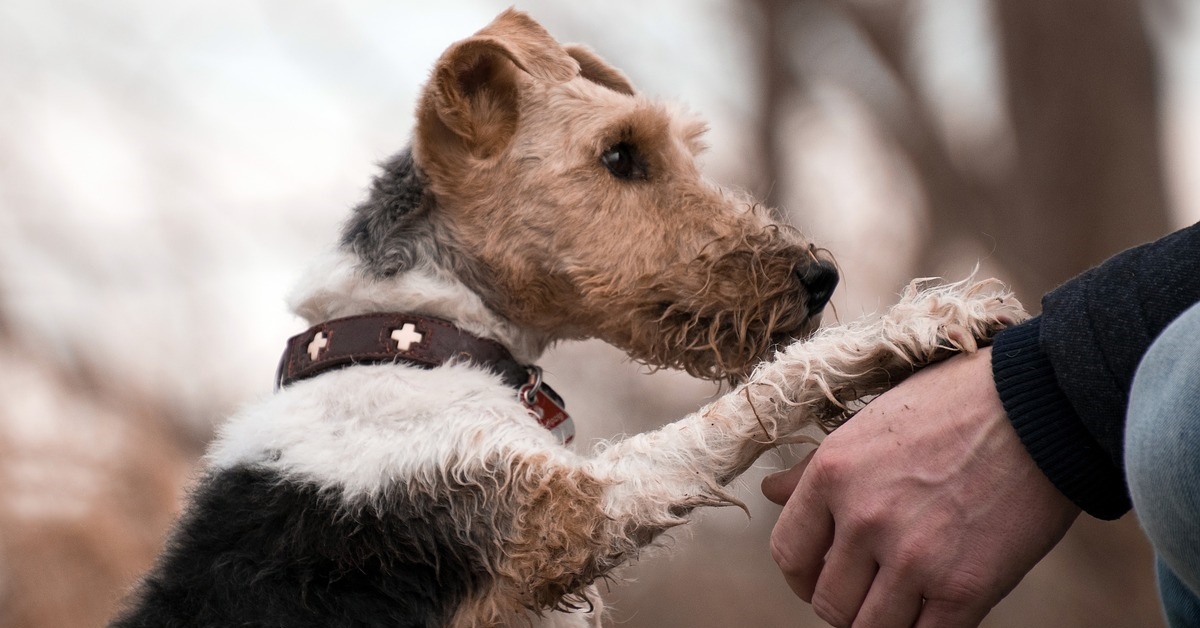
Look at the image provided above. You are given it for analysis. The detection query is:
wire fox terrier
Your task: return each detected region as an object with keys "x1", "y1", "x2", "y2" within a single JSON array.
[{"x1": 111, "y1": 9, "x2": 1024, "y2": 628}]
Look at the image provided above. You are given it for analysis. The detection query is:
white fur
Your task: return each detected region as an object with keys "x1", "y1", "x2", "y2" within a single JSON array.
[
  {"x1": 114, "y1": 10, "x2": 1027, "y2": 625},
  {"x1": 188, "y1": 250, "x2": 1022, "y2": 628},
  {"x1": 208, "y1": 362, "x2": 572, "y2": 503},
  {"x1": 288, "y1": 250, "x2": 551, "y2": 364},
  {"x1": 211, "y1": 244, "x2": 1022, "y2": 628}
]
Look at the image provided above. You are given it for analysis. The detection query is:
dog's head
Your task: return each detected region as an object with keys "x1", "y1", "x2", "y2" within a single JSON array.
[{"x1": 345, "y1": 9, "x2": 836, "y2": 382}]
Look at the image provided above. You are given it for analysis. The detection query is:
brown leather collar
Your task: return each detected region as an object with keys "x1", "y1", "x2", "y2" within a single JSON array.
[{"x1": 274, "y1": 313, "x2": 573, "y2": 443}]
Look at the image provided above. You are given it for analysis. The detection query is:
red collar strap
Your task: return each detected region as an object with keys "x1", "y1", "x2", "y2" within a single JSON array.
[{"x1": 275, "y1": 313, "x2": 573, "y2": 444}]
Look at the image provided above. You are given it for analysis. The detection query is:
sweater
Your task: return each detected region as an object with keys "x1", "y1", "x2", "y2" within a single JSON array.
[{"x1": 991, "y1": 222, "x2": 1200, "y2": 520}]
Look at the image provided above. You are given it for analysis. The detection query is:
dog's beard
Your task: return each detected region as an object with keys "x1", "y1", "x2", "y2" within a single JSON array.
[{"x1": 603, "y1": 237, "x2": 821, "y2": 384}]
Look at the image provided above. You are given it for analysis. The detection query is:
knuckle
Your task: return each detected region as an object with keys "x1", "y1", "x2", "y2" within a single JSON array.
[
  {"x1": 888, "y1": 523, "x2": 946, "y2": 570},
  {"x1": 834, "y1": 501, "x2": 893, "y2": 544},
  {"x1": 768, "y1": 535, "x2": 815, "y2": 601},
  {"x1": 768, "y1": 532, "x2": 803, "y2": 575},
  {"x1": 939, "y1": 569, "x2": 996, "y2": 604},
  {"x1": 807, "y1": 449, "x2": 848, "y2": 487},
  {"x1": 843, "y1": 506, "x2": 888, "y2": 538},
  {"x1": 891, "y1": 539, "x2": 929, "y2": 572}
]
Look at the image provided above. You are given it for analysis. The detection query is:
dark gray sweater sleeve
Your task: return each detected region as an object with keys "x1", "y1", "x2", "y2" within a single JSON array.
[{"x1": 991, "y1": 222, "x2": 1200, "y2": 519}]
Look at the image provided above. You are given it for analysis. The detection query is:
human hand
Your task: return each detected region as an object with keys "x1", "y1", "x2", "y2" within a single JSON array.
[{"x1": 762, "y1": 347, "x2": 1081, "y2": 627}]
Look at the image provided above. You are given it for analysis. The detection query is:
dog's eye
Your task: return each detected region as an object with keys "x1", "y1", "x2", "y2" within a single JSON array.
[{"x1": 600, "y1": 142, "x2": 647, "y2": 180}]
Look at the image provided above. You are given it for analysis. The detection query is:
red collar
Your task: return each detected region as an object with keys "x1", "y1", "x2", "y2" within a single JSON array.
[{"x1": 275, "y1": 313, "x2": 573, "y2": 444}]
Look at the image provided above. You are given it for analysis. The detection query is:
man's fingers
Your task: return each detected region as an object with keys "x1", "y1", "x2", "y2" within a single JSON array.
[
  {"x1": 853, "y1": 565, "x2": 924, "y2": 628},
  {"x1": 761, "y1": 449, "x2": 815, "y2": 505},
  {"x1": 810, "y1": 539, "x2": 878, "y2": 627},
  {"x1": 770, "y1": 511, "x2": 831, "y2": 602},
  {"x1": 914, "y1": 597, "x2": 989, "y2": 628},
  {"x1": 769, "y1": 460, "x2": 833, "y2": 602}
]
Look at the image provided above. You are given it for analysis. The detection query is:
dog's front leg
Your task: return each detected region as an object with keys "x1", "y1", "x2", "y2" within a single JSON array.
[
  {"x1": 493, "y1": 279, "x2": 1023, "y2": 616},
  {"x1": 585, "y1": 278, "x2": 1026, "y2": 552}
]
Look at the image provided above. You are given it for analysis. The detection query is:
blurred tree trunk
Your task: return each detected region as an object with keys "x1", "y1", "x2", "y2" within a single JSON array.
[
  {"x1": 753, "y1": 0, "x2": 800, "y2": 212},
  {"x1": 989, "y1": 7, "x2": 1173, "y2": 623},
  {"x1": 832, "y1": 0, "x2": 1014, "y2": 290},
  {"x1": 747, "y1": 3, "x2": 1172, "y2": 625},
  {"x1": 833, "y1": 0, "x2": 1171, "y2": 301},
  {"x1": 992, "y1": 0, "x2": 1171, "y2": 298}
]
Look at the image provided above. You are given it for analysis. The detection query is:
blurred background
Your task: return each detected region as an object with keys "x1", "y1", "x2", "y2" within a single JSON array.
[{"x1": 1, "y1": 0, "x2": 1196, "y2": 626}]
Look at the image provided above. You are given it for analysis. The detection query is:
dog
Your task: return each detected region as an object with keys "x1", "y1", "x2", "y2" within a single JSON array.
[{"x1": 110, "y1": 9, "x2": 1024, "y2": 628}]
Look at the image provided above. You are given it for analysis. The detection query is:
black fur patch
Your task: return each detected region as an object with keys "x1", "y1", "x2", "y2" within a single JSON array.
[
  {"x1": 110, "y1": 465, "x2": 495, "y2": 628},
  {"x1": 341, "y1": 148, "x2": 440, "y2": 278}
]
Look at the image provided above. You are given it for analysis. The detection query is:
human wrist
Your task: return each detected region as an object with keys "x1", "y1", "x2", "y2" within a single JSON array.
[{"x1": 991, "y1": 318, "x2": 1131, "y2": 519}]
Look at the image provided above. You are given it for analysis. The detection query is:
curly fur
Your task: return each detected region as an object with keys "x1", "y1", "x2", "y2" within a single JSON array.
[
  {"x1": 110, "y1": 9, "x2": 1026, "y2": 628},
  {"x1": 611, "y1": 225, "x2": 828, "y2": 382}
]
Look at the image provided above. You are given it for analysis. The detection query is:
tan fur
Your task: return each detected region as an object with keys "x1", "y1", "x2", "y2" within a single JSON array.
[
  {"x1": 411, "y1": 9, "x2": 828, "y2": 381},
  {"x1": 397, "y1": 11, "x2": 1025, "y2": 623},
  {"x1": 108, "y1": 11, "x2": 1028, "y2": 628},
  {"x1": 475, "y1": 457, "x2": 614, "y2": 623},
  {"x1": 436, "y1": 454, "x2": 615, "y2": 628},
  {"x1": 564, "y1": 45, "x2": 635, "y2": 96},
  {"x1": 449, "y1": 277, "x2": 1026, "y2": 624}
]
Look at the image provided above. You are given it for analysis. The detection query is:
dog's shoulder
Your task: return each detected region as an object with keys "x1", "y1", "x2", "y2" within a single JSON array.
[{"x1": 206, "y1": 362, "x2": 565, "y2": 500}]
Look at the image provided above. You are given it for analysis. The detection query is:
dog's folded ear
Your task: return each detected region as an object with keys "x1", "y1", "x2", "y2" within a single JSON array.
[
  {"x1": 419, "y1": 9, "x2": 578, "y2": 161},
  {"x1": 565, "y1": 45, "x2": 635, "y2": 96}
]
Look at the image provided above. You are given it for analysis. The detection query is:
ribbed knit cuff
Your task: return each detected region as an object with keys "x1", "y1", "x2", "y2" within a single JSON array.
[{"x1": 991, "y1": 317, "x2": 1131, "y2": 519}]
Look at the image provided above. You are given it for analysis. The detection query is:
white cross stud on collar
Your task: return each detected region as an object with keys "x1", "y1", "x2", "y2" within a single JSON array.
[
  {"x1": 307, "y1": 331, "x2": 329, "y2": 361},
  {"x1": 391, "y1": 323, "x2": 424, "y2": 351}
]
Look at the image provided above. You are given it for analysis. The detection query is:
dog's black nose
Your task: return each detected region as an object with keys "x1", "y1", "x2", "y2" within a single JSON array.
[{"x1": 798, "y1": 261, "x2": 838, "y2": 314}]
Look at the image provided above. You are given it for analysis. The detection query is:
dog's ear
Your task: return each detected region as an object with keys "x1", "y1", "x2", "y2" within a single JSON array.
[
  {"x1": 565, "y1": 45, "x2": 635, "y2": 96},
  {"x1": 419, "y1": 10, "x2": 577, "y2": 161}
]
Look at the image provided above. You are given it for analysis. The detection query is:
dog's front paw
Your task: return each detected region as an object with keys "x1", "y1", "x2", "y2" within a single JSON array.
[{"x1": 893, "y1": 276, "x2": 1028, "y2": 357}]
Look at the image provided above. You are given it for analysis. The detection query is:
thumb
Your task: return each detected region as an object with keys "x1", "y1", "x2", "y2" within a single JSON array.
[{"x1": 761, "y1": 449, "x2": 816, "y2": 506}]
